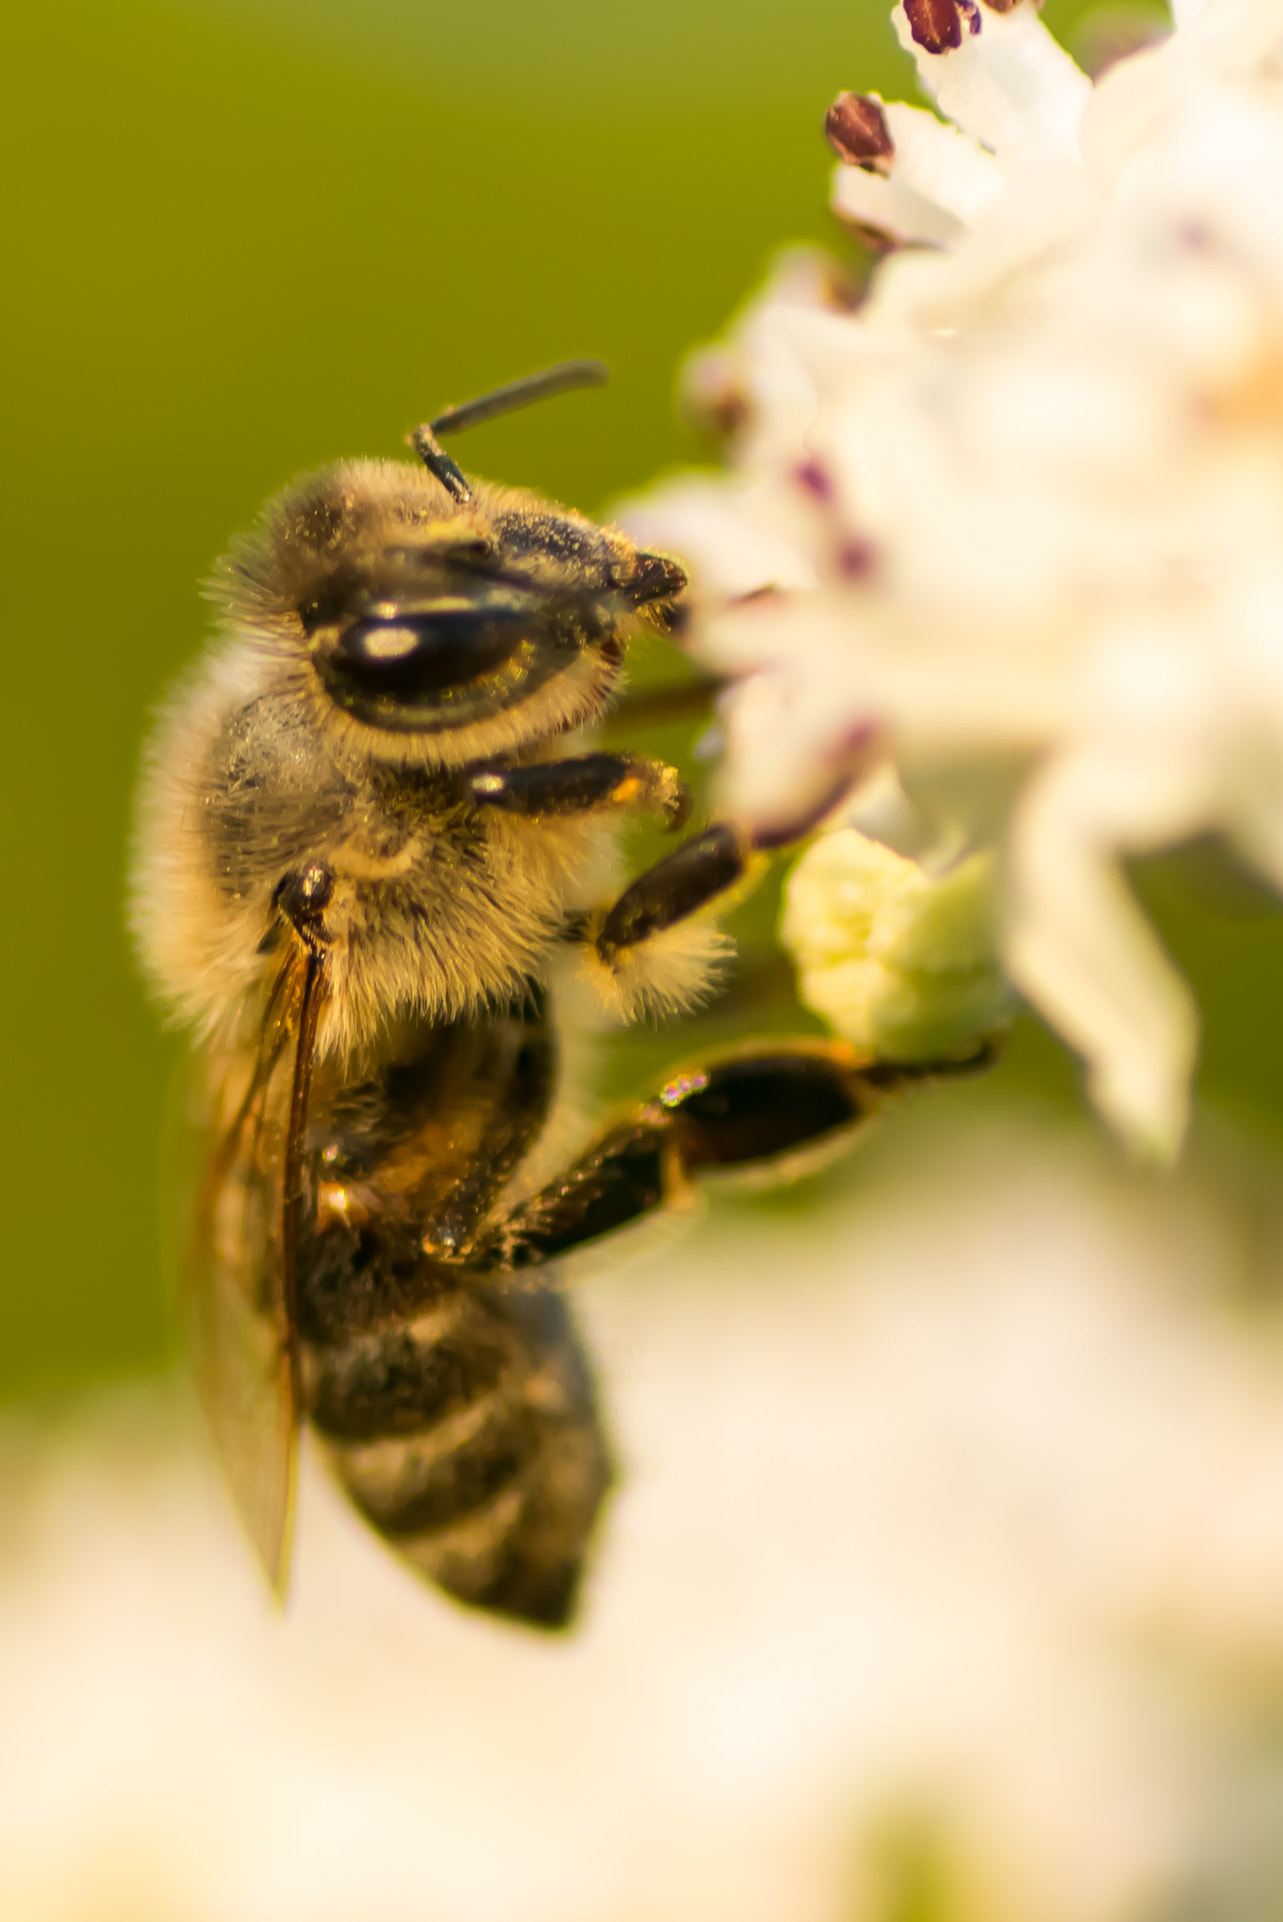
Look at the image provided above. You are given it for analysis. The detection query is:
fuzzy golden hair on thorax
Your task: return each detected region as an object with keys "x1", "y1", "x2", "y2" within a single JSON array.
[{"x1": 132, "y1": 430, "x2": 692, "y2": 1061}]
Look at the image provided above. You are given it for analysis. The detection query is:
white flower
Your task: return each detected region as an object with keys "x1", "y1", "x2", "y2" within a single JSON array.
[{"x1": 623, "y1": 0, "x2": 1283, "y2": 1159}]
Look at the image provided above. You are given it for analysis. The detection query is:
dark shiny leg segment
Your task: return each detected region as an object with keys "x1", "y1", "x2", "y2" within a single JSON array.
[
  {"x1": 464, "y1": 1041, "x2": 994, "y2": 1274},
  {"x1": 465, "y1": 753, "x2": 689, "y2": 826},
  {"x1": 596, "y1": 824, "x2": 745, "y2": 958}
]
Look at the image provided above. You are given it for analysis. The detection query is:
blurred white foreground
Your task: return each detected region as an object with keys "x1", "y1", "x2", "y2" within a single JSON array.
[{"x1": 6, "y1": 1113, "x2": 1283, "y2": 1922}]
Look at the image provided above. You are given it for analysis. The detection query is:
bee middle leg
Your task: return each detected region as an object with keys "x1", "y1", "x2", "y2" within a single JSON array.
[
  {"x1": 587, "y1": 758, "x2": 882, "y2": 990},
  {"x1": 595, "y1": 824, "x2": 747, "y2": 958},
  {"x1": 571, "y1": 822, "x2": 752, "y2": 1018}
]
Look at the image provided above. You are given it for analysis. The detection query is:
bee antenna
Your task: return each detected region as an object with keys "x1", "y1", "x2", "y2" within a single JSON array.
[
  {"x1": 429, "y1": 359, "x2": 610, "y2": 437},
  {"x1": 408, "y1": 425, "x2": 474, "y2": 504}
]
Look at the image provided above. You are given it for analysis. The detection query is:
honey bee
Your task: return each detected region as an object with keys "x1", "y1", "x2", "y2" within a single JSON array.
[{"x1": 132, "y1": 363, "x2": 986, "y2": 1627}]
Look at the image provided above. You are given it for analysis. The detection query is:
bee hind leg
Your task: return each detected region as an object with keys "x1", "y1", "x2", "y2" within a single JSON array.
[{"x1": 464, "y1": 1040, "x2": 996, "y2": 1275}]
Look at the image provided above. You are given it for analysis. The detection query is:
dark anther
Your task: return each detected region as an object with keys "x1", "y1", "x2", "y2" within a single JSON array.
[
  {"x1": 685, "y1": 363, "x2": 750, "y2": 440},
  {"x1": 904, "y1": 0, "x2": 964, "y2": 53},
  {"x1": 795, "y1": 460, "x2": 835, "y2": 502},
  {"x1": 979, "y1": 0, "x2": 1018, "y2": 12},
  {"x1": 837, "y1": 536, "x2": 877, "y2": 580},
  {"x1": 824, "y1": 93, "x2": 895, "y2": 172},
  {"x1": 274, "y1": 863, "x2": 335, "y2": 947}
]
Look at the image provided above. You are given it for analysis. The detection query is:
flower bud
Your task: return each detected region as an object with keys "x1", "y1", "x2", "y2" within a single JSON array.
[{"x1": 781, "y1": 830, "x2": 1012, "y2": 1061}]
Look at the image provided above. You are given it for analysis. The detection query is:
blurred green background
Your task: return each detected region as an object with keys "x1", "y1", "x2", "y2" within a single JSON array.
[{"x1": 6, "y1": 0, "x2": 1283, "y2": 1402}]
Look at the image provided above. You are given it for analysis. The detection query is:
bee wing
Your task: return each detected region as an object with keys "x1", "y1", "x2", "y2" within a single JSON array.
[{"x1": 182, "y1": 947, "x2": 323, "y2": 1599}]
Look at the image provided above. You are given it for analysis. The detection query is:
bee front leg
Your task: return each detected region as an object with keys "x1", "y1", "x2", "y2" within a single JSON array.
[{"x1": 465, "y1": 753, "x2": 690, "y2": 827}]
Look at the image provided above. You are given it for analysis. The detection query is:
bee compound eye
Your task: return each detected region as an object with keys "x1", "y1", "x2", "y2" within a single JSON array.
[{"x1": 332, "y1": 607, "x2": 529, "y2": 695}]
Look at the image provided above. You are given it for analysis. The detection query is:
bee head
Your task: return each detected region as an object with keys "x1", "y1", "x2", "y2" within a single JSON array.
[
  {"x1": 220, "y1": 453, "x2": 686, "y2": 767},
  {"x1": 215, "y1": 363, "x2": 687, "y2": 765}
]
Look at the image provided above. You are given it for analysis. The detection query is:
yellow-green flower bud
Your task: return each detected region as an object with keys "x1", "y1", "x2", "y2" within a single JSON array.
[{"x1": 781, "y1": 830, "x2": 1012, "y2": 1061}]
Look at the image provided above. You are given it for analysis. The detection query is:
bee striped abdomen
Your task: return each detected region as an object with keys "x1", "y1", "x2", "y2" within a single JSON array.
[
  {"x1": 306, "y1": 1286, "x2": 613, "y2": 1626},
  {"x1": 292, "y1": 997, "x2": 613, "y2": 1627}
]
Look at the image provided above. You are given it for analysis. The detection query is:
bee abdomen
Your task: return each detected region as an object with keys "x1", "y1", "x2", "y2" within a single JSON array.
[{"x1": 305, "y1": 1286, "x2": 612, "y2": 1628}]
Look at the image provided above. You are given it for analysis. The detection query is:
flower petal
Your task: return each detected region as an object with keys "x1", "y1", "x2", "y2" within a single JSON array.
[
  {"x1": 831, "y1": 164, "x2": 966, "y2": 246},
  {"x1": 831, "y1": 97, "x2": 1007, "y2": 243},
  {"x1": 892, "y1": 0, "x2": 1093, "y2": 164},
  {"x1": 1006, "y1": 745, "x2": 1204, "y2": 1160},
  {"x1": 623, "y1": 0, "x2": 1283, "y2": 1147},
  {"x1": 882, "y1": 99, "x2": 1009, "y2": 222},
  {"x1": 620, "y1": 477, "x2": 810, "y2": 599}
]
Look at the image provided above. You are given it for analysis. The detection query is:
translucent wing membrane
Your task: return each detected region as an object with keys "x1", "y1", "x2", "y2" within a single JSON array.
[{"x1": 182, "y1": 946, "x2": 321, "y2": 1599}]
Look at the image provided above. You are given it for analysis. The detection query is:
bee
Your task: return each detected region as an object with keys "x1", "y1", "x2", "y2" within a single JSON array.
[{"x1": 132, "y1": 362, "x2": 986, "y2": 1627}]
